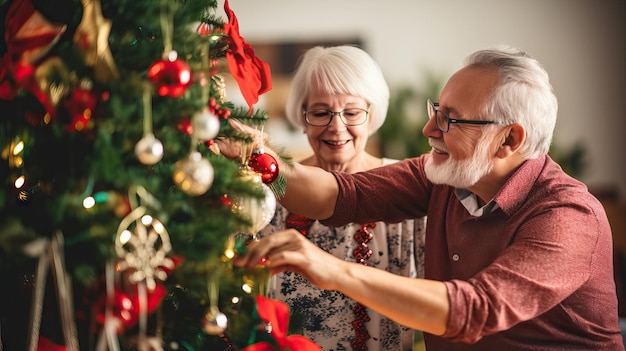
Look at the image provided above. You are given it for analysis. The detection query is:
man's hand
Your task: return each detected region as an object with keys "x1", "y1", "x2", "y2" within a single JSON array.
[{"x1": 233, "y1": 229, "x2": 345, "y2": 291}]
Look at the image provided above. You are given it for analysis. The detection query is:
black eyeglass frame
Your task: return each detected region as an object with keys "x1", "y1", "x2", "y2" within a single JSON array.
[
  {"x1": 427, "y1": 99, "x2": 497, "y2": 133},
  {"x1": 303, "y1": 108, "x2": 369, "y2": 127}
]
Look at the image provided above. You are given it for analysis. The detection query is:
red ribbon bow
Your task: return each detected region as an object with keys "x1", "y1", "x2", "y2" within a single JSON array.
[
  {"x1": 0, "y1": 0, "x2": 66, "y2": 116},
  {"x1": 241, "y1": 296, "x2": 322, "y2": 351},
  {"x1": 223, "y1": 0, "x2": 272, "y2": 114}
]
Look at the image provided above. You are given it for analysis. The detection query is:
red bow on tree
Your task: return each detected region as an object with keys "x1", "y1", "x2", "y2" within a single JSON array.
[
  {"x1": 241, "y1": 296, "x2": 321, "y2": 351},
  {"x1": 0, "y1": 0, "x2": 66, "y2": 116},
  {"x1": 223, "y1": 0, "x2": 272, "y2": 114}
]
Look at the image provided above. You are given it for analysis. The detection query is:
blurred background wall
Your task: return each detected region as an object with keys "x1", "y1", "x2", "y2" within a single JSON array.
[{"x1": 221, "y1": 0, "x2": 626, "y2": 199}]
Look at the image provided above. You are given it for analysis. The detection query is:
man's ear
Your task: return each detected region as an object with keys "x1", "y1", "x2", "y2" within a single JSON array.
[{"x1": 496, "y1": 123, "x2": 525, "y2": 158}]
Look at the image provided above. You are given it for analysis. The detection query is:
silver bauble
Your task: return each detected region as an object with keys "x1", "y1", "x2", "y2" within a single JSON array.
[
  {"x1": 135, "y1": 133, "x2": 164, "y2": 165},
  {"x1": 191, "y1": 108, "x2": 220, "y2": 141},
  {"x1": 232, "y1": 172, "x2": 277, "y2": 233}
]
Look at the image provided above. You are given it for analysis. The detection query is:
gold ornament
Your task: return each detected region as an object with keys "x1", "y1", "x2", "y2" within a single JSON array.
[
  {"x1": 73, "y1": 0, "x2": 119, "y2": 82},
  {"x1": 34, "y1": 56, "x2": 71, "y2": 108},
  {"x1": 172, "y1": 151, "x2": 215, "y2": 196},
  {"x1": 212, "y1": 74, "x2": 227, "y2": 104}
]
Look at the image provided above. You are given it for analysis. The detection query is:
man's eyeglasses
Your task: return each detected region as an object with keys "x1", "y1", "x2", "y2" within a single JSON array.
[
  {"x1": 427, "y1": 99, "x2": 496, "y2": 133},
  {"x1": 304, "y1": 108, "x2": 369, "y2": 127}
]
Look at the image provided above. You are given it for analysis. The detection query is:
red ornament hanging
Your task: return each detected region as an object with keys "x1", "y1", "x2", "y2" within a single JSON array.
[
  {"x1": 92, "y1": 282, "x2": 167, "y2": 333},
  {"x1": 177, "y1": 118, "x2": 193, "y2": 135},
  {"x1": 196, "y1": 22, "x2": 213, "y2": 36},
  {"x1": 93, "y1": 288, "x2": 135, "y2": 331},
  {"x1": 63, "y1": 81, "x2": 98, "y2": 133},
  {"x1": 248, "y1": 149, "x2": 279, "y2": 184},
  {"x1": 147, "y1": 50, "x2": 191, "y2": 98},
  {"x1": 221, "y1": 194, "x2": 233, "y2": 207}
]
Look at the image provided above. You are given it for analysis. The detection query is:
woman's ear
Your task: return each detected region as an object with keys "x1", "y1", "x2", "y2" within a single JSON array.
[{"x1": 496, "y1": 123, "x2": 525, "y2": 158}]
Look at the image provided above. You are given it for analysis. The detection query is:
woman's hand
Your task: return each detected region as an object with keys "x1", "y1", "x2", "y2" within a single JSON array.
[
  {"x1": 233, "y1": 229, "x2": 345, "y2": 291},
  {"x1": 215, "y1": 119, "x2": 266, "y2": 160}
]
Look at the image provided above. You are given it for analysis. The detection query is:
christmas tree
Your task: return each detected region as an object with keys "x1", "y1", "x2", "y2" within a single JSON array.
[{"x1": 0, "y1": 0, "x2": 311, "y2": 350}]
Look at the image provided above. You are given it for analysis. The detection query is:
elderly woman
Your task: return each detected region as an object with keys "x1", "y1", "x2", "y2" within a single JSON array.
[{"x1": 259, "y1": 45, "x2": 426, "y2": 351}]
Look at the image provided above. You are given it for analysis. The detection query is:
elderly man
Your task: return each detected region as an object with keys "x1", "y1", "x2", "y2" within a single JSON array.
[{"x1": 228, "y1": 45, "x2": 624, "y2": 350}]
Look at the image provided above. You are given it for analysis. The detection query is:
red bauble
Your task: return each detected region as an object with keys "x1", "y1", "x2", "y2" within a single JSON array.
[
  {"x1": 221, "y1": 193, "x2": 232, "y2": 206},
  {"x1": 63, "y1": 85, "x2": 97, "y2": 132},
  {"x1": 248, "y1": 151, "x2": 279, "y2": 184},
  {"x1": 177, "y1": 118, "x2": 193, "y2": 135},
  {"x1": 93, "y1": 288, "x2": 135, "y2": 330},
  {"x1": 147, "y1": 51, "x2": 192, "y2": 98}
]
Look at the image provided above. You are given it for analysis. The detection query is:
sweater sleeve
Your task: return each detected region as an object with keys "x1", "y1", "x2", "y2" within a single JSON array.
[{"x1": 321, "y1": 155, "x2": 431, "y2": 226}]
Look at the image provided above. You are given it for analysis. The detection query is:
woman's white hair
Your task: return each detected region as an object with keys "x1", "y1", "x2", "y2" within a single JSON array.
[
  {"x1": 465, "y1": 45, "x2": 559, "y2": 159},
  {"x1": 285, "y1": 45, "x2": 389, "y2": 135}
]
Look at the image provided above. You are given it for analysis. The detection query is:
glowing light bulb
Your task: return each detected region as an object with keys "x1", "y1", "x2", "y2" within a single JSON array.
[
  {"x1": 14, "y1": 175, "x2": 25, "y2": 188},
  {"x1": 83, "y1": 196, "x2": 96, "y2": 209},
  {"x1": 120, "y1": 230, "x2": 132, "y2": 244},
  {"x1": 12, "y1": 141, "x2": 24, "y2": 155},
  {"x1": 153, "y1": 221, "x2": 165, "y2": 234},
  {"x1": 141, "y1": 215, "x2": 153, "y2": 226},
  {"x1": 223, "y1": 248, "x2": 235, "y2": 259}
]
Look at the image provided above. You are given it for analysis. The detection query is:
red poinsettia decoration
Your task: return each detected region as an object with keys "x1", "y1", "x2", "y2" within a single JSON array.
[
  {"x1": 222, "y1": 0, "x2": 272, "y2": 114},
  {"x1": 241, "y1": 296, "x2": 321, "y2": 351}
]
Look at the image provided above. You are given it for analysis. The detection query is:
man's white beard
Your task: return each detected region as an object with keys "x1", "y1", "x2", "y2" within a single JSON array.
[{"x1": 424, "y1": 139, "x2": 493, "y2": 188}]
